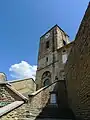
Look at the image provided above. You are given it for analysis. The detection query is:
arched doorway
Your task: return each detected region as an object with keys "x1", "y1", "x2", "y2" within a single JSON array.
[{"x1": 42, "y1": 71, "x2": 51, "y2": 87}]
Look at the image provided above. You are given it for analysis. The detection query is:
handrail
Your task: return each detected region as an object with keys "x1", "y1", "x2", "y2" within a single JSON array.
[{"x1": 28, "y1": 80, "x2": 64, "y2": 97}]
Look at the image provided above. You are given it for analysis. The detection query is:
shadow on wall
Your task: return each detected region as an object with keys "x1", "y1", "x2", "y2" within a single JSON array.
[{"x1": 35, "y1": 100, "x2": 76, "y2": 119}]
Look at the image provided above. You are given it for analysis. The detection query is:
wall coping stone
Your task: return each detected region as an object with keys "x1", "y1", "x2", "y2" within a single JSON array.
[
  {"x1": 0, "y1": 101, "x2": 24, "y2": 117},
  {"x1": 6, "y1": 84, "x2": 28, "y2": 102}
]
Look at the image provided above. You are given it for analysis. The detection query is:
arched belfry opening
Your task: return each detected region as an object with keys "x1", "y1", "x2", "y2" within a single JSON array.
[{"x1": 42, "y1": 71, "x2": 51, "y2": 87}]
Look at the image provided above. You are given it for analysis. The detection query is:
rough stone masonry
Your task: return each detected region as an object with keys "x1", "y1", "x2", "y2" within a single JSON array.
[{"x1": 65, "y1": 2, "x2": 90, "y2": 120}]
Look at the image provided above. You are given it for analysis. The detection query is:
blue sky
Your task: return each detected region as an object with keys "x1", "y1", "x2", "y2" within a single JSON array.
[{"x1": 0, "y1": 0, "x2": 89, "y2": 80}]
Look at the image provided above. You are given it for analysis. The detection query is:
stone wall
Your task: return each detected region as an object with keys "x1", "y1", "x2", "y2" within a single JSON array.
[
  {"x1": 29, "y1": 80, "x2": 68, "y2": 109},
  {"x1": 1, "y1": 103, "x2": 28, "y2": 120},
  {"x1": 57, "y1": 42, "x2": 73, "y2": 80},
  {"x1": 65, "y1": 3, "x2": 90, "y2": 120},
  {"x1": 9, "y1": 78, "x2": 36, "y2": 97},
  {"x1": 0, "y1": 84, "x2": 15, "y2": 108}
]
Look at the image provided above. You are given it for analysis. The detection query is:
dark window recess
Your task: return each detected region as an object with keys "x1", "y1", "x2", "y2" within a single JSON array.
[
  {"x1": 55, "y1": 76, "x2": 58, "y2": 80},
  {"x1": 87, "y1": 95, "x2": 90, "y2": 98},
  {"x1": 46, "y1": 57, "x2": 48, "y2": 62},
  {"x1": 46, "y1": 41, "x2": 49, "y2": 48},
  {"x1": 63, "y1": 40, "x2": 66, "y2": 45},
  {"x1": 63, "y1": 50, "x2": 66, "y2": 52}
]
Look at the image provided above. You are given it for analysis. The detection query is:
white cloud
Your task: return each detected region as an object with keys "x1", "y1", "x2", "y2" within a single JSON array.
[{"x1": 9, "y1": 61, "x2": 37, "y2": 80}]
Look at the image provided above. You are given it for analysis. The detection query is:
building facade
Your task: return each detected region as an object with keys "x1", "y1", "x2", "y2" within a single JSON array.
[
  {"x1": 8, "y1": 78, "x2": 36, "y2": 97},
  {"x1": 36, "y1": 24, "x2": 73, "y2": 89}
]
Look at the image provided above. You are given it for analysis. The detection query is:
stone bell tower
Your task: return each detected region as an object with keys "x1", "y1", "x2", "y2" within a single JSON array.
[
  {"x1": 0, "y1": 73, "x2": 7, "y2": 82},
  {"x1": 36, "y1": 24, "x2": 70, "y2": 89}
]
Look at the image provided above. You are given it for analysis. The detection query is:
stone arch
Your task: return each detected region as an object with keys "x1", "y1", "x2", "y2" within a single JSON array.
[{"x1": 42, "y1": 71, "x2": 51, "y2": 86}]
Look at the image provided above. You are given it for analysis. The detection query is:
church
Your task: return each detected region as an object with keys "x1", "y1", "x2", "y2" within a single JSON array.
[
  {"x1": 36, "y1": 24, "x2": 73, "y2": 89},
  {"x1": 0, "y1": 2, "x2": 90, "y2": 120}
]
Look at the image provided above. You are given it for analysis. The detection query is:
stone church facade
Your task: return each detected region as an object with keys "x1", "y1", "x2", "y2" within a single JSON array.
[
  {"x1": 36, "y1": 24, "x2": 73, "y2": 89},
  {"x1": 0, "y1": 2, "x2": 90, "y2": 120}
]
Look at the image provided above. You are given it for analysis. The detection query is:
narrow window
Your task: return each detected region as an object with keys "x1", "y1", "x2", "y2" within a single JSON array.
[
  {"x1": 62, "y1": 54, "x2": 67, "y2": 63},
  {"x1": 46, "y1": 57, "x2": 48, "y2": 62},
  {"x1": 46, "y1": 41, "x2": 49, "y2": 48},
  {"x1": 63, "y1": 50, "x2": 66, "y2": 52},
  {"x1": 61, "y1": 71, "x2": 65, "y2": 80},
  {"x1": 63, "y1": 40, "x2": 66, "y2": 45},
  {"x1": 55, "y1": 76, "x2": 58, "y2": 80}
]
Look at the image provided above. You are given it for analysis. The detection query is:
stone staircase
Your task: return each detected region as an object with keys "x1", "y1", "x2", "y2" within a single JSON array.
[
  {"x1": 36, "y1": 106, "x2": 75, "y2": 119},
  {"x1": 17, "y1": 81, "x2": 76, "y2": 120},
  {"x1": 1, "y1": 81, "x2": 76, "y2": 120},
  {"x1": 16, "y1": 104, "x2": 75, "y2": 120},
  {"x1": 18, "y1": 109, "x2": 75, "y2": 120}
]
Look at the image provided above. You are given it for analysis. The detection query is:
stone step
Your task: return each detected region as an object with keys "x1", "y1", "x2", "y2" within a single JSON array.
[
  {"x1": 36, "y1": 119, "x2": 73, "y2": 120},
  {"x1": 20, "y1": 109, "x2": 75, "y2": 119},
  {"x1": 24, "y1": 109, "x2": 41, "y2": 116},
  {"x1": 18, "y1": 118, "x2": 73, "y2": 120},
  {"x1": 21, "y1": 113, "x2": 40, "y2": 118},
  {"x1": 19, "y1": 107, "x2": 75, "y2": 120},
  {"x1": 17, "y1": 117, "x2": 36, "y2": 120}
]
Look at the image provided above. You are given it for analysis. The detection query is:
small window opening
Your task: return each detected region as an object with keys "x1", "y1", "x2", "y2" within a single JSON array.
[
  {"x1": 63, "y1": 40, "x2": 66, "y2": 45},
  {"x1": 46, "y1": 41, "x2": 49, "y2": 48},
  {"x1": 55, "y1": 76, "x2": 58, "y2": 80},
  {"x1": 87, "y1": 95, "x2": 90, "y2": 98},
  {"x1": 46, "y1": 57, "x2": 48, "y2": 62},
  {"x1": 63, "y1": 50, "x2": 66, "y2": 52}
]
